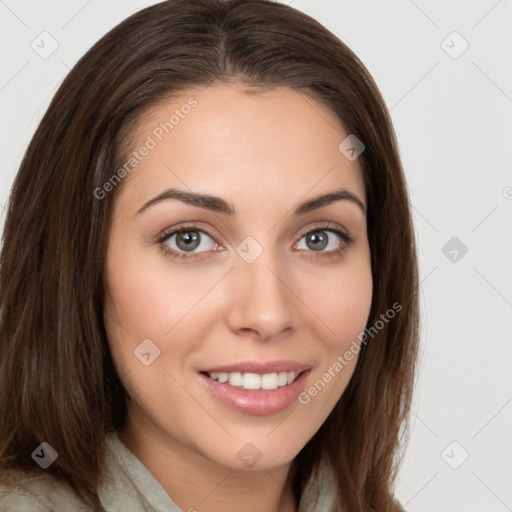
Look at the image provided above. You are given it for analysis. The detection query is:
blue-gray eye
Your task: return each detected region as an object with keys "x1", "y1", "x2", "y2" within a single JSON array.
[{"x1": 164, "y1": 229, "x2": 216, "y2": 253}]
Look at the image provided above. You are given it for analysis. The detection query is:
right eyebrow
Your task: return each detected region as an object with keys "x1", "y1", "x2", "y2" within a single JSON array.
[{"x1": 136, "y1": 188, "x2": 235, "y2": 216}]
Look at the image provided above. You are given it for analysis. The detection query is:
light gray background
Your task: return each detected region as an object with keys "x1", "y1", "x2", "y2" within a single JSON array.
[{"x1": 1, "y1": 1, "x2": 511, "y2": 511}]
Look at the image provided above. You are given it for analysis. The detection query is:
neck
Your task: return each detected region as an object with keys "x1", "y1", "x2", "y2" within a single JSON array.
[{"x1": 117, "y1": 410, "x2": 298, "y2": 512}]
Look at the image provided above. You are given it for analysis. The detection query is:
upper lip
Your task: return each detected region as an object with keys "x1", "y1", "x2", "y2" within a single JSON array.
[{"x1": 200, "y1": 360, "x2": 311, "y2": 374}]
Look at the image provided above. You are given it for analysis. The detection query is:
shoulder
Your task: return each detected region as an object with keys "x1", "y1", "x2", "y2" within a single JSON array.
[
  {"x1": 0, "y1": 468, "x2": 93, "y2": 512},
  {"x1": 393, "y1": 498, "x2": 407, "y2": 512}
]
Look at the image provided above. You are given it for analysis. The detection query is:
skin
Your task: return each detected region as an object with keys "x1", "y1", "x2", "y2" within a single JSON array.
[{"x1": 104, "y1": 83, "x2": 373, "y2": 512}]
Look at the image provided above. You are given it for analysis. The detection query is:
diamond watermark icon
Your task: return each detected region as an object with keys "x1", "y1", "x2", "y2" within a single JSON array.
[
  {"x1": 134, "y1": 338, "x2": 161, "y2": 366},
  {"x1": 442, "y1": 236, "x2": 468, "y2": 263},
  {"x1": 31, "y1": 31, "x2": 59, "y2": 59},
  {"x1": 441, "y1": 31, "x2": 469, "y2": 59},
  {"x1": 441, "y1": 441, "x2": 469, "y2": 469},
  {"x1": 31, "y1": 442, "x2": 58, "y2": 469},
  {"x1": 338, "y1": 134, "x2": 365, "y2": 161},
  {"x1": 236, "y1": 236, "x2": 264, "y2": 264},
  {"x1": 237, "y1": 442, "x2": 262, "y2": 468}
]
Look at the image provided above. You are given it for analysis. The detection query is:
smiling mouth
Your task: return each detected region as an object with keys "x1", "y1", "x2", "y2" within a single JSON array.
[{"x1": 201, "y1": 370, "x2": 304, "y2": 391}]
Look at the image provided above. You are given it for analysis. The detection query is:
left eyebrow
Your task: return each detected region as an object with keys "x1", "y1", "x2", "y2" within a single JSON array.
[
  {"x1": 136, "y1": 187, "x2": 366, "y2": 217},
  {"x1": 293, "y1": 189, "x2": 366, "y2": 216}
]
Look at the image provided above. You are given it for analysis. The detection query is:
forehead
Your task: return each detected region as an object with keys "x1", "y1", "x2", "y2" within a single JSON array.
[{"x1": 116, "y1": 83, "x2": 366, "y2": 214}]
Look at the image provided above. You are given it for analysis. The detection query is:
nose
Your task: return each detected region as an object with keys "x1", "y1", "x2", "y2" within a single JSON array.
[{"x1": 224, "y1": 248, "x2": 295, "y2": 341}]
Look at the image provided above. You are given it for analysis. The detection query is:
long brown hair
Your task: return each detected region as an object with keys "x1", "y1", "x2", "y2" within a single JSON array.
[{"x1": 0, "y1": 1, "x2": 419, "y2": 510}]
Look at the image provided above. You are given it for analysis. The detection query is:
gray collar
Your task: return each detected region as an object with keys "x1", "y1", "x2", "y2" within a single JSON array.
[{"x1": 100, "y1": 432, "x2": 182, "y2": 512}]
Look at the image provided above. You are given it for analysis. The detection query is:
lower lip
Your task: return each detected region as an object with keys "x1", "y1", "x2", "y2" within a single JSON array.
[{"x1": 198, "y1": 370, "x2": 311, "y2": 416}]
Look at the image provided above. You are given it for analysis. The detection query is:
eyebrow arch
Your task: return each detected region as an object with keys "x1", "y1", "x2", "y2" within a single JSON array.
[{"x1": 136, "y1": 187, "x2": 366, "y2": 217}]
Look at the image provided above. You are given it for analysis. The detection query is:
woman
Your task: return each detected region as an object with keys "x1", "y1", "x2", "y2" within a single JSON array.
[{"x1": 0, "y1": 0, "x2": 419, "y2": 510}]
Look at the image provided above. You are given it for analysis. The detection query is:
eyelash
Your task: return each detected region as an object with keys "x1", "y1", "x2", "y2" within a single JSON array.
[{"x1": 156, "y1": 222, "x2": 355, "y2": 262}]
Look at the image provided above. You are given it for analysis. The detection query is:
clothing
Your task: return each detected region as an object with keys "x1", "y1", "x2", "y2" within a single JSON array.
[{"x1": 0, "y1": 432, "x2": 339, "y2": 511}]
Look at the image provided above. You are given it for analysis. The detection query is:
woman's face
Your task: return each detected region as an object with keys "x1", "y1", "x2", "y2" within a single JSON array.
[{"x1": 104, "y1": 83, "x2": 372, "y2": 471}]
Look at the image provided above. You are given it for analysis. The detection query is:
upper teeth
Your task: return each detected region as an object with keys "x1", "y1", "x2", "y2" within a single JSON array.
[{"x1": 207, "y1": 371, "x2": 298, "y2": 390}]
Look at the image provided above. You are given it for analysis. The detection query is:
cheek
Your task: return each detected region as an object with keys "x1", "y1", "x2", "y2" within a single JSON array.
[
  {"x1": 293, "y1": 253, "x2": 372, "y2": 407},
  {"x1": 103, "y1": 241, "x2": 173, "y2": 371},
  {"x1": 104, "y1": 242, "x2": 210, "y2": 340},
  {"x1": 329, "y1": 269, "x2": 373, "y2": 347},
  {"x1": 102, "y1": 252, "x2": 200, "y2": 417},
  {"x1": 103, "y1": 241, "x2": 226, "y2": 392},
  {"x1": 299, "y1": 251, "x2": 373, "y2": 347}
]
